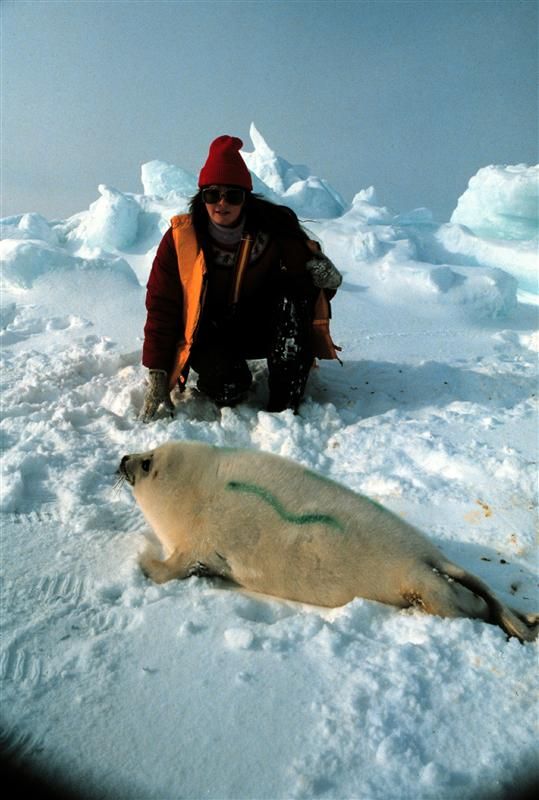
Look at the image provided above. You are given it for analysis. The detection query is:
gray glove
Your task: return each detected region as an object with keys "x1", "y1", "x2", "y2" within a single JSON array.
[
  {"x1": 140, "y1": 369, "x2": 175, "y2": 422},
  {"x1": 305, "y1": 253, "x2": 343, "y2": 289}
]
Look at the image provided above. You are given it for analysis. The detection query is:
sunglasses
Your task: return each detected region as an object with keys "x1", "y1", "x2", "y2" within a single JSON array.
[{"x1": 202, "y1": 187, "x2": 246, "y2": 205}]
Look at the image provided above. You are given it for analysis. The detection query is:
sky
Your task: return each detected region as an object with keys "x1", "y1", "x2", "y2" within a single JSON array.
[{"x1": 1, "y1": 0, "x2": 537, "y2": 223}]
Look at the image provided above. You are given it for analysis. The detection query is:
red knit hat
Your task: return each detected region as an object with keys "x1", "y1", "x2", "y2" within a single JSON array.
[{"x1": 198, "y1": 135, "x2": 253, "y2": 190}]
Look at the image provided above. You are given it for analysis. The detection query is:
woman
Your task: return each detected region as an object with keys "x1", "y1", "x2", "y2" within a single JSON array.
[{"x1": 141, "y1": 135, "x2": 342, "y2": 421}]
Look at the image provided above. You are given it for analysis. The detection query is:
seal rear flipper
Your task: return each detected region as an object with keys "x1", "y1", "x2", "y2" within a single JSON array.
[{"x1": 430, "y1": 561, "x2": 539, "y2": 643}]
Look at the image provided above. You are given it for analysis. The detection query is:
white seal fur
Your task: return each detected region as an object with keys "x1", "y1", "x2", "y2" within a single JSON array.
[{"x1": 118, "y1": 441, "x2": 538, "y2": 642}]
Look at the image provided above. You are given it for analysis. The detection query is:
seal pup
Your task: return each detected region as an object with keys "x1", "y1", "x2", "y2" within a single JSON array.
[{"x1": 118, "y1": 441, "x2": 538, "y2": 642}]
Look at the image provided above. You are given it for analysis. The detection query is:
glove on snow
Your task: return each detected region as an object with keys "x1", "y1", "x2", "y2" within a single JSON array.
[
  {"x1": 140, "y1": 369, "x2": 175, "y2": 422},
  {"x1": 305, "y1": 253, "x2": 342, "y2": 290}
]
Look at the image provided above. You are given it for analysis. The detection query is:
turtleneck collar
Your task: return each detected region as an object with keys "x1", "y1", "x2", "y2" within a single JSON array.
[{"x1": 208, "y1": 216, "x2": 245, "y2": 247}]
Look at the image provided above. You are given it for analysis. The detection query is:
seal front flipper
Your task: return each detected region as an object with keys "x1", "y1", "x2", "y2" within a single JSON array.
[
  {"x1": 139, "y1": 546, "x2": 235, "y2": 585},
  {"x1": 139, "y1": 546, "x2": 197, "y2": 584}
]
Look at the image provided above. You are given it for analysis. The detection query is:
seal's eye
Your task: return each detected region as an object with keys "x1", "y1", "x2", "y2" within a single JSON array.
[{"x1": 141, "y1": 459, "x2": 152, "y2": 473}]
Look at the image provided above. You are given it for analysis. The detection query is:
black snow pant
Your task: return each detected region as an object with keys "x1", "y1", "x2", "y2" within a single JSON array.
[{"x1": 189, "y1": 287, "x2": 314, "y2": 413}]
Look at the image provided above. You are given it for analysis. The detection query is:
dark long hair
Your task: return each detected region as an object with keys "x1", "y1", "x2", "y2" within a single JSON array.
[{"x1": 189, "y1": 190, "x2": 310, "y2": 251}]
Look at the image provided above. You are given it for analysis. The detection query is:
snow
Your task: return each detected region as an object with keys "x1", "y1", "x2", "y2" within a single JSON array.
[
  {"x1": 1, "y1": 126, "x2": 538, "y2": 799},
  {"x1": 140, "y1": 160, "x2": 199, "y2": 201},
  {"x1": 241, "y1": 123, "x2": 347, "y2": 219},
  {"x1": 451, "y1": 164, "x2": 539, "y2": 241},
  {"x1": 81, "y1": 185, "x2": 141, "y2": 251}
]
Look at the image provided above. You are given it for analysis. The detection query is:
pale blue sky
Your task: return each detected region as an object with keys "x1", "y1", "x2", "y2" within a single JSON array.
[{"x1": 2, "y1": 0, "x2": 537, "y2": 222}]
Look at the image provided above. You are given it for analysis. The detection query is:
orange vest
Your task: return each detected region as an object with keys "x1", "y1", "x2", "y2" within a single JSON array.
[{"x1": 168, "y1": 214, "x2": 341, "y2": 390}]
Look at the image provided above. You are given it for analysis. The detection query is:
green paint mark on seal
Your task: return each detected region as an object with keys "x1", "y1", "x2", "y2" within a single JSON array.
[{"x1": 226, "y1": 481, "x2": 344, "y2": 532}]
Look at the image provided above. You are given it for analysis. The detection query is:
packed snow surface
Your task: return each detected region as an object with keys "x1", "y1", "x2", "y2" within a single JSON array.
[{"x1": 1, "y1": 126, "x2": 538, "y2": 799}]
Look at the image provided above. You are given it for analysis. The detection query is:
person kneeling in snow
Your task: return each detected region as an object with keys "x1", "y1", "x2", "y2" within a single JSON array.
[{"x1": 141, "y1": 135, "x2": 342, "y2": 421}]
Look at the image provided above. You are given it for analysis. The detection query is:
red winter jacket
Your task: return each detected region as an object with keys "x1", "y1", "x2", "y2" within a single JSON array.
[{"x1": 143, "y1": 214, "x2": 340, "y2": 389}]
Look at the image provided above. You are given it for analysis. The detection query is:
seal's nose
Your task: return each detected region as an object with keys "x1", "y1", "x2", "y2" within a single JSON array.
[
  {"x1": 117, "y1": 455, "x2": 136, "y2": 486},
  {"x1": 117, "y1": 455, "x2": 129, "y2": 476}
]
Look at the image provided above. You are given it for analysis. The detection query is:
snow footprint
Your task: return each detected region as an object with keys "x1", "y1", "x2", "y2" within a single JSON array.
[
  {"x1": 0, "y1": 642, "x2": 44, "y2": 688},
  {"x1": 37, "y1": 573, "x2": 86, "y2": 606},
  {"x1": 8, "y1": 507, "x2": 61, "y2": 525},
  {"x1": 2, "y1": 457, "x2": 56, "y2": 513},
  {"x1": 232, "y1": 596, "x2": 296, "y2": 625},
  {"x1": 2, "y1": 564, "x2": 86, "y2": 622},
  {"x1": 224, "y1": 596, "x2": 305, "y2": 653}
]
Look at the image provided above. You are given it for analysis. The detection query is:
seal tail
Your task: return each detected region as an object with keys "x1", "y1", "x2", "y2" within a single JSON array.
[{"x1": 433, "y1": 561, "x2": 538, "y2": 643}]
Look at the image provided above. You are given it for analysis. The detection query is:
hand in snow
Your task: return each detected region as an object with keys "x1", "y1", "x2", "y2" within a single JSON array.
[{"x1": 140, "y1": 369, "x2": 175, "y2": 422}]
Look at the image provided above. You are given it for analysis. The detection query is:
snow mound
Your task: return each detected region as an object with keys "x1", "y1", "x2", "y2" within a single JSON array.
[
  {"x1": 242, "y1": 123, "x2": 346, "y2": 219},
  {"x1": 0, "y1": 238, "x2": 139, "y2": 290},
  {"x1": 373, "y1": 258, "x2": 518, "y2": 318},
  {"x1": 429, "y1": 223, "x2": 539, "y2": 296},
  {"x1": 1, "y1": 212, "x2": 59, "y2": 244},
  {"x1": 75, "y1": 185, "x2": 141, "y2": 251},
  {"x1": 243, "y1": 123, "x2": 309, "y2": 194},
  {"x1": 140, "y1": 159, "x2": 198, "y2": 199},
  {"x1": 450, "y1": 164, "x2": 539, "y2": 240},
  {"x1": 345, "y1": 187, "x2": 394, "y2": 224}
]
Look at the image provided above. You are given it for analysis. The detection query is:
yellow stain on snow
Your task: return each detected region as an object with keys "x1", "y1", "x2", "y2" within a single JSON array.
[{"x1": 464, "y1": 499, "x2": 493, "y2": 523}]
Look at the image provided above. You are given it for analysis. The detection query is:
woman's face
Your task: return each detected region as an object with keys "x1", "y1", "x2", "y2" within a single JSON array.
[{"x1": 203, "y1": 185, "x2": 246, "y2": 227}]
